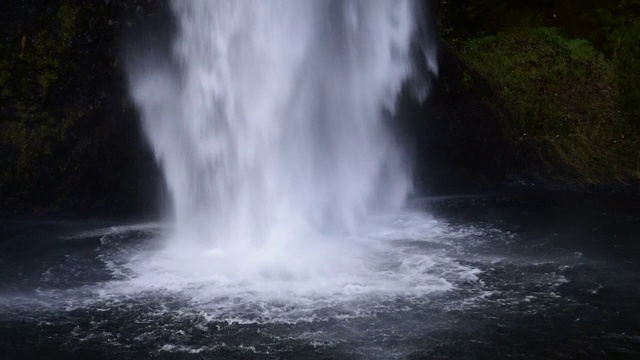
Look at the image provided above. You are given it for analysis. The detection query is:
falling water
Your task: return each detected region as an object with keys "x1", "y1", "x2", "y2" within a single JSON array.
[{"x1": 128, "y1": 0, "x2": 430, "y2": 265}]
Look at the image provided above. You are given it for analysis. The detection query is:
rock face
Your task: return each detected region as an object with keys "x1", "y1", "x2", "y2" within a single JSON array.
[
  {"x1": 0, "y1": 1, "x2": 169, "y2": 217},
  {"x1": 431, "y1": 0, "x2": 640, "y2": 189},
  {"x1": 398, "y1": 43, "x2": 515, "y2": 195}
]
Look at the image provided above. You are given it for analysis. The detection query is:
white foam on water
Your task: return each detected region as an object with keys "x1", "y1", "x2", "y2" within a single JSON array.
[{"x1": 85, "y1": 212, "x2": 484, "y2": 324}]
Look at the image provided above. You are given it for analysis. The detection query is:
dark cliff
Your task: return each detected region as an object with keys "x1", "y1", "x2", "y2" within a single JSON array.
[{"x1": 1, "y1": 0, "x2": 638, "y2": 217}]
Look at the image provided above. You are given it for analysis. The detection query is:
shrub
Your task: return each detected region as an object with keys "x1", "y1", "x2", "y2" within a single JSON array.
[{"x1": 455, "y1": 27, "x2": 639, "y2": 183}]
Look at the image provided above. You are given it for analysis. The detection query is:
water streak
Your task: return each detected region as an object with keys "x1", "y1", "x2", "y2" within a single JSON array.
[{"x1": 128, "y1": 1, "x2": 430, "y2": 258}]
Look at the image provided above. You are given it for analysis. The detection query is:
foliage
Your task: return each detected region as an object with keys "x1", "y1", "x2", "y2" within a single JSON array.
[
  {"x1": 0, "y1": 0, "x2": 161, "y2": 214},
  {"x1": 613, "y1": 19, "x2": 640, "y2": 135},
  {"x1": 0, "y1": 1, "x2": 80, "y2": 206},
  {"x1": 439, "y1": 0, "x2": 640, "y2": 54},
  {"x1": 456, "y1": 27, "x2": 639, "y2": 182},
  {"x1": 439, "y1": 0, "x2": 640, "y2": 184}
]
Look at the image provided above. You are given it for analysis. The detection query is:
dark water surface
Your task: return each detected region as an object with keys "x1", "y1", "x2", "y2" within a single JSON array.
[{"x1": 1, "y1": 192, "x2": 639, "y2": 359}]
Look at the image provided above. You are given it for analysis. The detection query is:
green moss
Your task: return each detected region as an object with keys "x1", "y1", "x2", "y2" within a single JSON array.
[
  {"x1": 38, "y1": 71, "x2": 59, "y2": 93},
  {"x1": 57, "y1": 3, "x2": 79, "y2": 46},
  {"x1": 455, "y1": 27, "x2": 639, "y2": 183},
  {"x1": 461, "y1": 70, "x2": 474, "y2": 90},
  {"x1": 614, "y1": 20, "x2": 640, "y2": 133},
  {"x1": 0, "y1": 2, "x2": 85, "y2": 199}
]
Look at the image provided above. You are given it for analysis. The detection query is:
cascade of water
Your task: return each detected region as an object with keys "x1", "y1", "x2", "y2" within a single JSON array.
[{"x1": 129, "y1": 0, "x2": 428, "y2": 251}]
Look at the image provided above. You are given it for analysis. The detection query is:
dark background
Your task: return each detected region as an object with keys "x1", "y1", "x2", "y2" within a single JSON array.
[{"x1": 0, "y1": 0, "x2": 638, "y2": 217}]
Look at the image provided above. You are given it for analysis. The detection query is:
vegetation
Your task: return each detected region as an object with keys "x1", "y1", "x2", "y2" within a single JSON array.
[
  {"x1": 458, "y1": 27, "x2": 638, "y2": 182},
  {"x1": 439, "y1": 0, "x2": 640, "y2": 184},
  {"x1": 0, "y1": 0, "x2": 162, "y2": 215}
]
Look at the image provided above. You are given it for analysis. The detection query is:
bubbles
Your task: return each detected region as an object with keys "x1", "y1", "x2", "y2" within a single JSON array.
[
  {"x1": 85, "y1": 213, "x2": 479, "y2": 324},
  {"x1": 0, "y1": 214, "x2": 488, "y2": 326}
]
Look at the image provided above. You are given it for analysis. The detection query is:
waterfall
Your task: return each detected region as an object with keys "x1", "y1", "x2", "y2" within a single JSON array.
[{"x1": 128, "y1": 0, "x2": 424, "y2": 251}]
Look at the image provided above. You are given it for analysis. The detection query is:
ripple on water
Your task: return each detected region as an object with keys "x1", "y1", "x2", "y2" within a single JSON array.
[{"x1": 0, "y1": 213, "x2": 587, "y2": 357}]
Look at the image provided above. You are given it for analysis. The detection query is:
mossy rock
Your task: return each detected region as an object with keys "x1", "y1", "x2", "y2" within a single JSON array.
[
  {"x1": 0, "y1": 0, "x2": 164, "y2": 216},
  {"x1": 453, "y1": 27, "x2": 640, "y2": 184}
]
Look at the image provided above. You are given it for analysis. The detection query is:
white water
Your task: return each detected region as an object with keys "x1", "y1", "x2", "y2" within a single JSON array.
[{"x1": 127, "y1": 0, "x2": 443, "y2": 296}]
